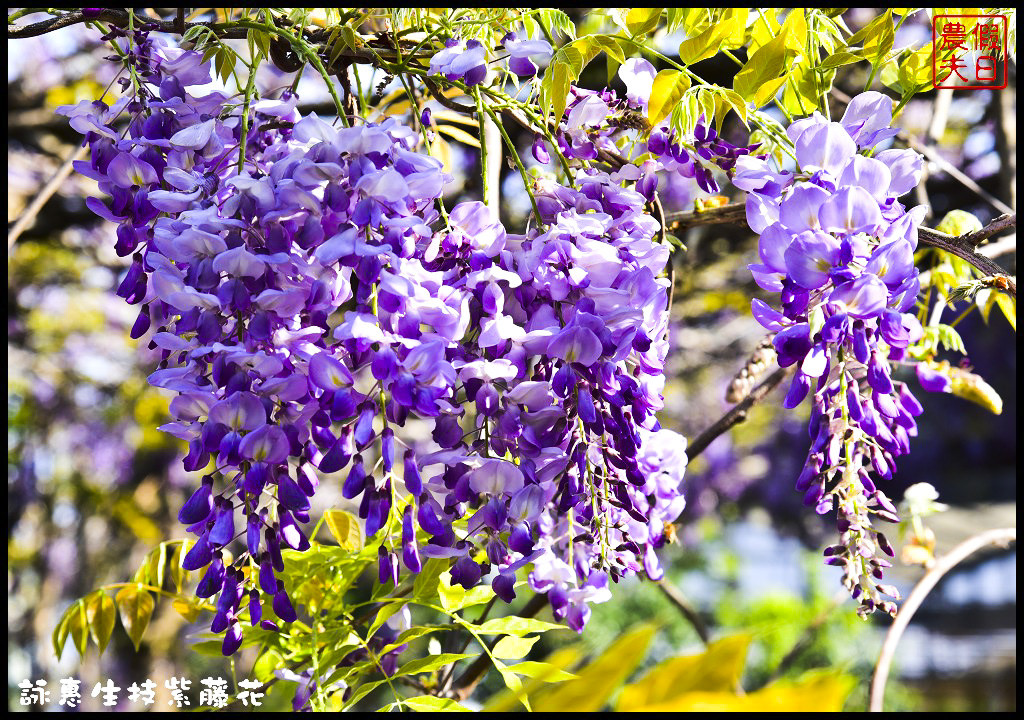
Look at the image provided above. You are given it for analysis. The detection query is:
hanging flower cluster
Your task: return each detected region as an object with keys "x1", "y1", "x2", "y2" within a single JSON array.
[
  {"x1": 733, "y1": 92, "x2": 927, "y2": 616},
  {"x1": 62, "y1": 29, "x2": 688, "y2": 655}
]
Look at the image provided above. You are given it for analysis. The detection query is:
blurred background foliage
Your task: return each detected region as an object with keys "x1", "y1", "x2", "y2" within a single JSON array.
[{"x1": 7, "y1": 7, "x2": 1015, "y2": 712}]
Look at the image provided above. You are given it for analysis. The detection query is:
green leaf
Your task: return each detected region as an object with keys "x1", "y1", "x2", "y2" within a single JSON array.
[
  {"x1": 67, "y1": 601, "x2": 90, "y2": 658},
  {"x1": 994, "y1": 292, "x2": 1016, "y2": 331},
  {"x1": 734, "y1": 30, "x2": 791, "y2": 104},
  {"x1": 254, "y1": 648, "x2": 284, "y2": 683},
  {"x1": 482, "y1": 645, "x2": 583, "y2": 712},
  {"x1": 532, "y1": 624, "x2": 656, "y2": 712},
  {"x1": 616, "y1": 634, "x2": 751, "y2": 710},
  {"x1": 544, "y1": 34, "x2": 625, "y2": 121},
  {"x1": 820, "y1": 50, "x2": 865, "y2": 69},
  {"x1": 545, "y1": 56, "x2": 572, "y2": 122},
  {"x1": 365, "y1": 599, "x2": 408, "y2": 640},
  {"x1": 172, "y1": 596, "x2": 202, "y2": 623},
  {"x1": 52, "y1": 607, "x2": 72, "y2": 660},
  {"x1": 935, "y1": 209, "x2": 984, "y2": 236},
  {"x1": 860, "y1": 10, "x2": 895, "y2": 66},
  {"x1": 394, "y1": 652, "x2": 474, "y2": 678},
  {"x1": 399, "y1": 695, "x2": 471, "y2": 712},
  {"x1": 647, "y1": 69, "x2": 691, "y2": 126},
  {"x1": 624, "y1": 8, "x2": 662, "y2": 37},
  {"x1": 678, "y1": 22, "x2": 730, "y2": 65},
  {"x1": 115, "y1": 585, "x2": 155, "y2": 651},
  {"x1": 411, "y1": 558, "x2": 448, "y2": 604},
  {"x1": 170, "y1": 540, "x2": 188, "y2": 592},
  {"x1": 324, "y1": 509, "x2": 363, "y2": 551},
  {"x1": 475, "y1": 616, "x2": 566, "y2": 637},
  {"x1": 343, "y1": 678, "x2": 386, "y2": 709},
  {"x1": 85, "y1": 590, "x2": 117, "y2": 654},
  {"x1": 491, "y1": 634, "x2": 539, "y2": 659}
]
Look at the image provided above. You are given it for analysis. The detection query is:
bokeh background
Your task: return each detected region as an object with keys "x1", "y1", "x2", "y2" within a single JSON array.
[{"x1": 8, "y1": 8, "x2": 1016, "y2": 711}]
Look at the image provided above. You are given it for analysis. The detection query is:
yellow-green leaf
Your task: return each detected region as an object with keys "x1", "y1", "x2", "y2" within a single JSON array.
[
  {"x1": 482, "y1": 645, "x2": 582, "y2": 712},
  {"x1": 861, "y1": 10, "x2": 895, "y2": 66},
  {"x1": 781, "y1": 8, "x2": 807, "y2": 54},
  {"x1": 532, "y1": 623, "x2": 656, "y2": 712},
  {"x1": 395, "y1": 652, "x2": 474, "y2": 678},
  {"x1": 546, "y1": 57, "x2": 572, "y2": 122},
  {"x1": 67, "y1": 601, "x2": 90, "y2": 657},
  {"x1": 324, "y1": 509, "x2": 364, "y2": 551},
  {"x1": 678, "y1": 23, "x2": 730, "y2": 65},
  {"x1": 491, "y1": 634, "x2": 539, "y2": 659},
  {"x1": 820, "y1": 50, "x2": 865, "y2": 69},
  {"x1": 935, "y1": 209, "x2": 984, "y2": 236},
  {"x1": 508, "y1": 660, "x2": 577, "y2": 683},
  {"x1": 949, "y1": 367, "x2": 1003, "y2": 415},
  {"x1": 85, "y1": 590, "x2": 117, "y2": 653},
  {"x1": 52, "y1": 608, "x2": 72, "y2": 660},
  {"x1": 994, "y1": 291, "x2": 1016, "y2": 331},
  {"x1": 170, "y1": 540, "x2": 188, "y2": 592},
  {"x1": 115, "y1": 585, "x2": 155, "y2": 651},
  {"x1": 617, "y1": 634, "x2": 751, "y2": 710},
  {"x1": 475, "y1": 616, "x2": 565, "y2": 637},
  {"x1": 734, "y1": 29, "x2": 792, "y2": 104},
  {"x1": 648, "y1": 69, "x2": 691, "y2": 126},
  {"x1": 626, "y1": 668, "x2": 856, "y2": 712},
  {"x1": 172, "y1": 597, "x2": 202, "y2": 623},
  {"x1": 254, "y1": 648, "x2": 285, "y2": 683},
  {"x1": 753, "y1": 75, "x2": 790, "y2": 110},
  {"x1": 401, "y1": 695, "x2": 471, "y2": 712},
  {"x1": 624, "y1": 8, "x2": 662, "y2": 37}
]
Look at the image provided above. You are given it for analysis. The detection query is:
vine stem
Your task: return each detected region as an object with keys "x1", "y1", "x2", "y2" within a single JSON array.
[{"x1": 868, "y1": 527, "x2": 1016, "y2": 712}]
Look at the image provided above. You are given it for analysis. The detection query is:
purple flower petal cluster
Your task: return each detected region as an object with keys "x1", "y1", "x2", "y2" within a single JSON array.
[
  {"x1": 737, "y1": 92, "x2": 927, "y2": 617},
  {"x1": 65, "y1": 33, "x2": 689, "y2": 650},
  {"x1": 428, "y1": 38, "x2": 488, "y2": 86},
  {"x1": 501, "y1": 32, "x2": 553, "y2": 77}
]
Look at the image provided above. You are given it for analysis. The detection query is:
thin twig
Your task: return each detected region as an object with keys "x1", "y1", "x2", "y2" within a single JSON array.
[
  {"x1": 8, "y1": 144, "x2": 88, "y2": 250},
  {"x1": 687, "y1": 367, "x2": 792, "y2": 461},
  {"x1": 656, "y1": 579, "x2": 710, "y2": 644},
  {"x1": 868, "y1": 527, "x2": 1016, "y2": 712},
  {"x1": 663, "y1": 202, "x2": 1016, "y2": 296},
  {"x1": 908, "y1": 137, "x2": 1015, "y2": 217}
]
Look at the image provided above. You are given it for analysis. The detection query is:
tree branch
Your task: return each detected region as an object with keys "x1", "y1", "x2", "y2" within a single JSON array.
[
  {"x1": 656, "y1": 579, "x2": 710, "y2": 645},
  {"x1": 869, "y1": 527, "x2": 1016, "y2": 712},
  {"x1": 7, "y1": 9, "x2": 421, "y2": 67},
  {"x1": 687, "y1": 367, "x2": 792, "y2": 461},
  {"x1": 8, "y1": 144, "x2": 88, "y2": 250},
  {"x1": 664, "y1": 203, "x2": 1016, "y2": 296}
]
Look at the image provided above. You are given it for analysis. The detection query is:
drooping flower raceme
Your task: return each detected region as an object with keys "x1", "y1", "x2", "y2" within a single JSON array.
[
  {"x1": 735, "y1": 91, "x2": 927, "y2": 616},
  {"x1": 63, "y1": 30, "x2": 689, "y2": 656}
]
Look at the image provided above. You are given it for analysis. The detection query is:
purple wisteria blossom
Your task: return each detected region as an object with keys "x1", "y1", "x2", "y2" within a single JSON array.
[
  {"x1": 63, "y1": 29, "x2": 690, "y2": 659},
  {"x1": 428, "y1": 38, "x2": 488, "y2": 86},
  {"x1": 738, "y1": 92, "x2": 928, "y2": 617},
  {"x1": 502, "y1": 32, "x2": 552, "y2": 77}
]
